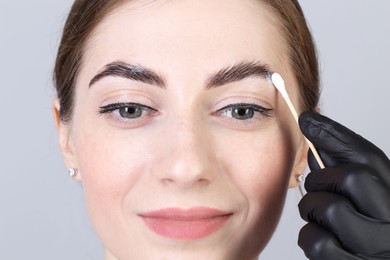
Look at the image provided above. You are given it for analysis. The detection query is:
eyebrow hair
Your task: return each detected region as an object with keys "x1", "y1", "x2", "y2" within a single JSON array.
[
  {"x1": 206, "y1": 61, "x2": 271, "y2": 89},
  {"x1": 89, "y1": 60, "x2": 271, "y2": 89},
  {"x1": 89, "y1": 61, "x2": 165, "y2": 88}
]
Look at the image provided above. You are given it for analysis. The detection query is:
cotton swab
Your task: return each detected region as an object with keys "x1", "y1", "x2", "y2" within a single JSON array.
[{"x1": 270, "y1": 72, "x2": 325, "y2": 170}]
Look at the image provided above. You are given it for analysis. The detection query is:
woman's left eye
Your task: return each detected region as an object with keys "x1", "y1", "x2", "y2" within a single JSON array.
[{"x1": 217, "y1": 103, "x2": 272, "y2": 121}]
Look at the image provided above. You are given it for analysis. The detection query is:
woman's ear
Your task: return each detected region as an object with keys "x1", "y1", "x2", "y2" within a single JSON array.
[
  {"x1": 52, "y1": 99, "x2": 82, "y2": 182},
  {"x1": 288, "y1": 107, "x2": 320, "y2": 188},
  {"x1": 288, "y1": 138, "x2": 308, "y2": 188}
]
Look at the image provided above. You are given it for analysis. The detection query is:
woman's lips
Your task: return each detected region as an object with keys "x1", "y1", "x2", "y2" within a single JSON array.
[{"x1": 139, "y1": 207, "x2": 233, "y2": 240}]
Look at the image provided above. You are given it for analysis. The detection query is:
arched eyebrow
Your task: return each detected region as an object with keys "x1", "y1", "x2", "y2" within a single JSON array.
[
  {"x1": 89, "y1": 61, "x2": 166, "y2": 88},
  {"x1": 206, "y1": 61, "x2": 271, "y2": 89},
  {"x1": 89, "y1": 60, "x2": 271, "y2": 89}
]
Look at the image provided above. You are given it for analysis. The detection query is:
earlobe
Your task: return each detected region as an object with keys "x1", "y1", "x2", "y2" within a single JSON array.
[{"x1": 52, "y1": 99, "x2": 82, "y2": 182}]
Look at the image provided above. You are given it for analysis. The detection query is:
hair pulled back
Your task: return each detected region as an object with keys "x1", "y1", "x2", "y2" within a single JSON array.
[{"x1": 54, "y1": 0, "x2": 319, "y2": 122}]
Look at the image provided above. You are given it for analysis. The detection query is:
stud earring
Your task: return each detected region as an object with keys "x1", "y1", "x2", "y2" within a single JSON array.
[
  {"x1": 296, "y1": 174, "x2": 304, "y2": 183},
  {"x1": 69, "y1": 168, "x2": 77, "y2": 177}
]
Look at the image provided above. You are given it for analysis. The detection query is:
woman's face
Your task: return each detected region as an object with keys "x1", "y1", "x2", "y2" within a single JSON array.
[{"x1": 56, "y1": 0, "x2": 307, "y2": 259}]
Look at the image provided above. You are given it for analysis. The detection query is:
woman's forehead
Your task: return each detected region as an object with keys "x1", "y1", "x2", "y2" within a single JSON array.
[{"x1": 84, "y1": 0, "x2": 287, "y2": 70}]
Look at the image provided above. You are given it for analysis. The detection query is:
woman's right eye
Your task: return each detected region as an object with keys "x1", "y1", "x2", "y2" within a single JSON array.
[{"x1": 98, "y1": 102, "x2": 158, "y2": 121}]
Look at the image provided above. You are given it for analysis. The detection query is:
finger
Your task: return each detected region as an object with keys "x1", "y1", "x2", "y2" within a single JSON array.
[
  {"x1": 307, "y1": 147, "x2": 338, "y2": 170},
  {"x1": 304, "y1": 165, "x2": 390, "y2": 221},
  {"x1": 299, "y1": 192, "x2": 390, "y2": 255},
  {"x1": 299, "y1": 111, "x2": 389, "y2": 170},
  {"x1": 298, "y1": 223, "x2": 364, "y2": 260}
]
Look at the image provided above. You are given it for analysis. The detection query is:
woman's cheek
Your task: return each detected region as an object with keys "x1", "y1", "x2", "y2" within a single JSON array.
[
  {"x1": 218, "y1": 126, "x2": 294, "y2": 219},
  {"x1": 74, "y1": 129, "x2": 149, "y2": 223},
  {"x1": 221, "y1": 127, "x2": 293, "y2": 194},
  {"x1": 209, "y1": 126, "x2": 295, "y2": 253}
]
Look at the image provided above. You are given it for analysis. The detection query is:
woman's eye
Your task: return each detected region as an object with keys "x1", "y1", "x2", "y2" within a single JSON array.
[
  {"x1": 230, "y1": 107, "x2": 255, "y2": 120},
  {"x1": 118, "y1": 106, "x2": 143, "y2": 119},
  {"x1": 99, "y1": 102, "x2": 157, "y2": 120},
  {"x1": 217, "y1": 103, "x2": 272, "y2": 121}
]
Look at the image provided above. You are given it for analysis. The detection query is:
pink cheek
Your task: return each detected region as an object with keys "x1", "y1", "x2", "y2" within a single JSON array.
[
  {"x1": 75, "y1": 136, "x2": 143, "y2": 205},
  {"x1": 229, "y1": 136, "x2": 294, "y2": 208}
]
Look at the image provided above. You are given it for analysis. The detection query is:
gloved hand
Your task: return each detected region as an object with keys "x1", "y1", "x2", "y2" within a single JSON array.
[{"x1": 297, "y1": 111, "x2": 390, "y2": 260}]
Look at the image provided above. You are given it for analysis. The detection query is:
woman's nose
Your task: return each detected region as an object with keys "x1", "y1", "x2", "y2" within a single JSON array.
[{"x1": 152, "y1": 118, "x2": 220, "y2": 188}]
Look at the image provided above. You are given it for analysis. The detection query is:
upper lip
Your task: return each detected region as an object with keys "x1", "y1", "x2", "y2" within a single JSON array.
[{"x1": 139, "y1": 207, "x2": 233, "y2": 220}]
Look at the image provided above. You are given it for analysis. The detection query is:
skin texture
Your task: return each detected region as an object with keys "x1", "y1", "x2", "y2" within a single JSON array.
[{"x1": 54, "y1": 0, "x2": 308, "y2": 259}]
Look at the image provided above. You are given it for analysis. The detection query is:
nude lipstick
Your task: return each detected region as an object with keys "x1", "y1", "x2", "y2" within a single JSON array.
[{"x1": 139, "y1": 207, "x2": 232, "y2": 240}]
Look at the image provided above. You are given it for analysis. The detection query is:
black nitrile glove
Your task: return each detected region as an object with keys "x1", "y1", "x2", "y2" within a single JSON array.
[{"x1": 297, "y1": 111, "x2": 390, "y2": 260}]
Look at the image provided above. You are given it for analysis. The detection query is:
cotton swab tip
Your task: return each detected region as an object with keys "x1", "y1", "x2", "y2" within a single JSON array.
[
  {"x1": 271, "y1": 72, "x2": 284, "y2": 86},
  {"x1": 270, "y1": 72, "x2": 288, "y2": 98}
]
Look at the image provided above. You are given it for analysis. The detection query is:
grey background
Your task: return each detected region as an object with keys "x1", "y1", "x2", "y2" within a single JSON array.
[{"x1": 1, "y1": 1, "x2": 389, "y2": 259}]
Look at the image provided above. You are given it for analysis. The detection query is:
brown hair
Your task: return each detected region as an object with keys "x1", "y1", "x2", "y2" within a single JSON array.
[
  {"x1": 54, "y1": 0, "x2": 319, "y2": 122},
  {"x1": 54, "y1": 0, "x2": 127, "y2": 122},
  {"x1": 264, "y1": 0, "x2": 320, "y2": 112}
]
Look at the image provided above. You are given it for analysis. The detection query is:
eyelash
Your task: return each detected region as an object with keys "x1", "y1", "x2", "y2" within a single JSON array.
[
  {"x1": 98, "y1": 102, "x2": 158, "y2": 123},
  {"x1": 98, "y1": 102, "x2": 272, "y2": 128},
  {"x1": 216, "y1": 103, "x2": 273, "y2": 122}
]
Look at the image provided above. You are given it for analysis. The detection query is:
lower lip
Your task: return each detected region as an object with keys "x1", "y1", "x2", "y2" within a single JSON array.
[{"x1": 140, "y1": 208, "x2": 232, "y2": 240}]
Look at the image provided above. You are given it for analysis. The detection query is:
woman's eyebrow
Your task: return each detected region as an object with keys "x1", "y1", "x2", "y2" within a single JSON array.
[
  {"x1": 89, "y1": 61, "x2": 166, "y2": 88},
  {"x1": 89, "y1": 60, "x2": 271, "y2": 89},
  {"x1": 206, "y1": 61, "x2": 271, "y2": 89}
]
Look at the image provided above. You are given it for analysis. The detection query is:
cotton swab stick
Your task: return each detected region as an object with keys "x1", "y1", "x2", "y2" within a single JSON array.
[{"x1": 270, "y1": 72, "x2": 325, "y2": 170}]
